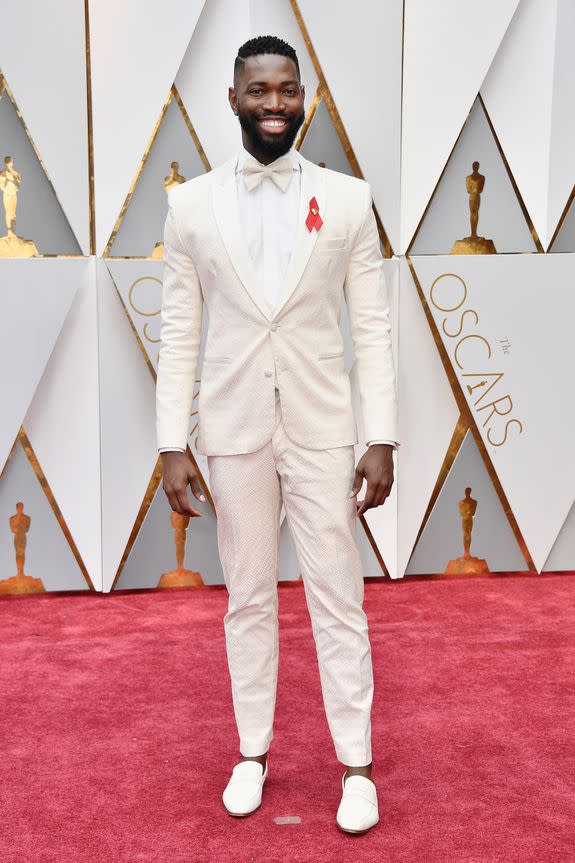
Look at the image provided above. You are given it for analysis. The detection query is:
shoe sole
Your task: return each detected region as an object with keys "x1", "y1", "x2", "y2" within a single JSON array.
[
  {"x1": 223, "y1": 800, "x2": 263, "y2": 817},
  {"x1": 335, "y1": 817, "x2": 379, "y2": 834}
]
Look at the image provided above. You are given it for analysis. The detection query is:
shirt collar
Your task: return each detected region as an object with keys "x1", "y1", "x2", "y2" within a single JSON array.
[{"x1": 236, "y1": 143, "x2": 301, "y2": 173}]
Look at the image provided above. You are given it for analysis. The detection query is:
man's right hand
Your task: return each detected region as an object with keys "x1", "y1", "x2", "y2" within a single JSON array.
[{"x1": 160, "y1": 451, "x2": 205, "y2": 517}]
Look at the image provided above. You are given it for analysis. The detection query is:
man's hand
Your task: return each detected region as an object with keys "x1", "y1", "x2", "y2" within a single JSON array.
[
  {"x1": 160, "y1": 451, "x2": 205, "y2": 517},
  {"x1": 351, "y1": 444, "x2": 395, "y2": 517}
]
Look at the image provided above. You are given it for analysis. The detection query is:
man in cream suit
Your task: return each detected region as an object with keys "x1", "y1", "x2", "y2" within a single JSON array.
[{"x1": 156, "y1": 35, "x2": 398, "y2": 834}]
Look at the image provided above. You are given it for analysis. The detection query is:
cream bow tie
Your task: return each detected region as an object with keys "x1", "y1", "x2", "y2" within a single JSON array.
[{"x1": 242, "y1": 154, "x2": 294, "y2": 192}]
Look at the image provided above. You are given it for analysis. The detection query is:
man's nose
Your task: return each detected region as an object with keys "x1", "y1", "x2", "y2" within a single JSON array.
[{"x1": 262, "y1": 92, "x2": 285, "y2": 112}]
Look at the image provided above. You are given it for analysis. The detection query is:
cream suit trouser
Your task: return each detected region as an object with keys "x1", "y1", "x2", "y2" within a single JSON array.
[{"x1": 207, "y1": 388, "x2": 374, "y2": 766}]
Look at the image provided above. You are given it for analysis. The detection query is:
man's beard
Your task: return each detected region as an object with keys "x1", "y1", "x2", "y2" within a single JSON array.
[{"x1": 237, "y1": 106, "x2": 305, "y2": 160}]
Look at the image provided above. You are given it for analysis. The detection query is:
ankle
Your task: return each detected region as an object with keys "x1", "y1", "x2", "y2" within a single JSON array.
[
  {"x1": 240, "y1": 752, "x2": 267, "y2": 769},
  {"x1": 344, "y1": 762, "x2": 373, "y2": 781}
]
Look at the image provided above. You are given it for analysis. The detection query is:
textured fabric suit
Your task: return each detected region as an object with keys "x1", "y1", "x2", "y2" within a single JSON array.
[{"x1": 156, "y1": 148, "x2": 399, "y2": 765}]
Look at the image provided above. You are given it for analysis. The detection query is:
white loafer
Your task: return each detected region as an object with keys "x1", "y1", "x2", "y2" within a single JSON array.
[
  {"x1": 336, "y1": 771, "x2": 379, "y2": 834},
  {"x1": 222, "y1": 759, "x2": 268, "y2": 816}
]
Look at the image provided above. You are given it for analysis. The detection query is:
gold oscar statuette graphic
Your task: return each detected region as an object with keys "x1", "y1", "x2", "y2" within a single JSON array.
[
  {"x1": 451, "y1": 161, "x2": 496, "y2": 255},
  {"x1": 0, "y1": 156, "x2": 39, "y2": 258},
  {"x1": 0, "y1": 502, "x2": 45, "y2": 595},
  {"x1": 150, "y1": 161, "x2": 186, "y2": 259},
  {"x1": 444, "y1": 487, "x2": 490, "y2": 575},
  {"x1": 157, "y1": 510, "x2": 204, "y2": 588}
]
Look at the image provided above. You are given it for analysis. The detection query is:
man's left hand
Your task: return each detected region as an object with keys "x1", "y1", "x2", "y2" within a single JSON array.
[{"x1": 351, "y1": 444, "x2": 395, "y2": 517}]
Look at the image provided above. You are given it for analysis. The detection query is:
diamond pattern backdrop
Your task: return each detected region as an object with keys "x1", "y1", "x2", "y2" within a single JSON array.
[{"x1": 1, "y1": 0, "x2": 574, "y2": 594}]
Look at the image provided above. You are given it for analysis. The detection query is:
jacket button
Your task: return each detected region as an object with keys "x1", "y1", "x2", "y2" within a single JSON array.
[
  {"x1": 263, "y1": 369, "x2": 272, "y2": 377},
  {"x1": 270, "y1": 323, "x2": 278, "y2": 332}
]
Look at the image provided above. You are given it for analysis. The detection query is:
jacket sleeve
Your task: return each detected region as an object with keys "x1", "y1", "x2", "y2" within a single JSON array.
[
  {"x1": 343, "y1": 181, "x2": 398, "y2": 446},
  {"x1": 155, "y1": 200, "x2": 203, "y2": 451}
]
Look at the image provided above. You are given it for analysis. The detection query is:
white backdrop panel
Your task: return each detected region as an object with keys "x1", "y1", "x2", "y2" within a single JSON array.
[
  {"x1": 0, "y1": 260, "x2": 81, "y2": 474},
  {"x1": 481, "y1": 0, "x2": 560, "y2": 250},
  {"x1": 0, "y1": 0, "x2": 90, "y2": 253},
  {"x1": 24, "y1": 258, "x2": 102, "y2": 589},
  {"x1": 297, "y1": 0, "x2": 403, "y2": 252},
  {"x1": 411, "y1": 252, "x2": 575, "y2": 572},
  {"x1": 397, "y1": 259, "x2": 460, "y2": 577},
  {"x1": 401, "y1": 0, "x2": 520, "y2": 253},
  {"x1": 89, "y1": 0, "x2": 206, "y2": 254}
]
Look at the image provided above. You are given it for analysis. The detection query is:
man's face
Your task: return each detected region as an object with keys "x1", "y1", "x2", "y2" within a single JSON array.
[{"x1": 230, "y1": 54, "x2": 305, "y2": 161}]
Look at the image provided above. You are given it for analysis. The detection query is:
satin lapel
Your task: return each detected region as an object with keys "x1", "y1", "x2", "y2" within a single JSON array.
[
  {"x1": 211, "y1": 153, "x2": 274, "y2": 321},
  {"x1": 271, "y1": 155, "x2": 326, "y2": 320}
]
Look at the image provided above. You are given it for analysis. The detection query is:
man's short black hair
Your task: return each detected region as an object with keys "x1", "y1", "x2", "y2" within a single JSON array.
[{"x1": 234, "y1": 35, "x2": 300, "y2": 82}]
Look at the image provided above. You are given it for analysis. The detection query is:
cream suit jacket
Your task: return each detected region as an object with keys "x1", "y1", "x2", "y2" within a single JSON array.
[{"x1": 155, "y1": 150, "x2": 398, "y2": 456}]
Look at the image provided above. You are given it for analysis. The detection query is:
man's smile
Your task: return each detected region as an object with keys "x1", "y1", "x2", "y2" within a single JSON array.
[{"x1": 257, "y1": 117, "x2": 288, "y2": 133}]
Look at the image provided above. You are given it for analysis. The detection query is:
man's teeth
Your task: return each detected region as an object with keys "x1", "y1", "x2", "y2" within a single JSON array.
[{"x1": 259, "y1": 119, "x2": 286, "y2": 127}]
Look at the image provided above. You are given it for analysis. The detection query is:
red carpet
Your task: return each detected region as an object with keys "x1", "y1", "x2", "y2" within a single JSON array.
[{"x1": 1, "y1": 574, "x2": 574, "y2": 862}]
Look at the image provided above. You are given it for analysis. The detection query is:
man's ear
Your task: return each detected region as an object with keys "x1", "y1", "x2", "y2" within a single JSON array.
[{"x1": 228, "y1": 86, "x2": 238, "y2": 115}]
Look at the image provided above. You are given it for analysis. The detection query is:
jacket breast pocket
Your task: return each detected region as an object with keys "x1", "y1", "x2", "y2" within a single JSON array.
[
  {"x1": 316, "y1": 237, "x2": 347, "y2": 252},
  {"x1": 317, "y1": 350, "x2": 345, "y2": 360},
  {"x1": 202, "y1": 356, "x2": 233, "y2": 364}
]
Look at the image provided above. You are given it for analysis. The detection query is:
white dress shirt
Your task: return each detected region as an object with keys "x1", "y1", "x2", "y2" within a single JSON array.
[{"x1": 159, "y1": 144, "x2": 397, "y2": 453}]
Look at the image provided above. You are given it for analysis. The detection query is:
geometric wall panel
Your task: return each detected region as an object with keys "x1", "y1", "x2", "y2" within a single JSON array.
[
  {"x1": 409, "y1": 95, "x2": 539, "y2": 255},
  {"x1": 543, "y1": 499, "x2": 575, "y2": 573},
  {"x1": 482, "y1": 0, "x2": 575, "y2": 252},
  {"x1": 105, "y1": 260, "x2": 166, "y2": 371},
  {"x1": 23, "y1": 259, "x2": 102, "y2": 589},
  {"x1": 114, "y1": 478, "x2": 223, "y2": 589},
  {"x1": 97, "y1": 259, "x2": 159, "y2": 592},
  {"x1": 0, "y1": 437, "x2": 90, "y2": 593},
  {"x1": 106, "y1": 259, "x2": 212, "y2": 494},
  {"x1": 106, "y1": 90, "x2": 209, "y2": 257},
  {"x1": 406, "y1": 430, "x2": 527, "y2": 575},
  {"x1": 0, "y1": 259, "x2": 83, "y2": 474},
  {"x1": 401, "y1": 0, "x2": 520, "y2": 253},
  {"x1": 397, "y1": 259, "x2": 460, "y2": 578},
  {"x1": 0, "y1": 75, "x2": 82, "y2": 256},
  {"x1": 89, "y1": 0, "x2": 207, "y2": 255},
  {"x1": 0, "y1": 0, "x2": 90, "y2": 253},
  {"x1": 411, "y1": 252, "x2": 575, "y2": 572},
  {"x1": 296, "y1": 0, "x2": 403, "y2": 252},
  {"x1": 298, "y1": 98, "x2": 354, "y2": 175}
]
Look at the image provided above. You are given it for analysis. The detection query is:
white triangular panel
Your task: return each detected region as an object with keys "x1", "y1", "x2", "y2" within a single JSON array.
[
  {"x1": 0, "y1": 260, "x2": 81, "y2": 473},
  {"x1": 0, "y1": 0, "x2": 90, "y2": 253},
  {"x1": 397, "y1": 258, "x2": 459, "y2": 577},
  {"x1": 175, "y1": 0, "x2": 250, "y2": 167},
  {"x1": 411, "y1": 253, "x2": 575, "y2": 572},
  {"x1": 401, "y1": 0, "x2": 520, "y2": 253},
  {"x1": 106, "y1": 259, "x2": 212, "y2": 491},
  {"x1": 543, "y1": 499, "x2": 575, "y2": 572},
  {"x1": 481, "y1": 0, "x2": 560, "y2": 250},
  {"x1": 296, "y1": 0, "x2": 402, "y2": 252},
  {"x1": 547, "y1": 0, "x2": 575, "y2": 249},
  {"x1": 89, "y1": 0, "x2": 206, "y2": 254},
  {"x1": 24, "y1": 257, "x2": 102, "y2": 589},
  {"x1": 97, "y1": 259, "x2": 158, "y2": 592}
]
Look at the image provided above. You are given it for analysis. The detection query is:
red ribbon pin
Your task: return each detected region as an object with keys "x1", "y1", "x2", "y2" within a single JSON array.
[{"x1": 305, "y1": 196, "x2": 323, "y2": 232}]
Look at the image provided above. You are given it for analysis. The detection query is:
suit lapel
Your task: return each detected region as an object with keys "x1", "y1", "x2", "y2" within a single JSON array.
[
  {"x1": 211, "y1": 153, "x2": 274, "y2": 321},
  {"x1": 271, "y1": 154, "x2": 326, "y2": 319},
  {"x1": 210, "y1": 150, "x2": 327, "y2": 322}
]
